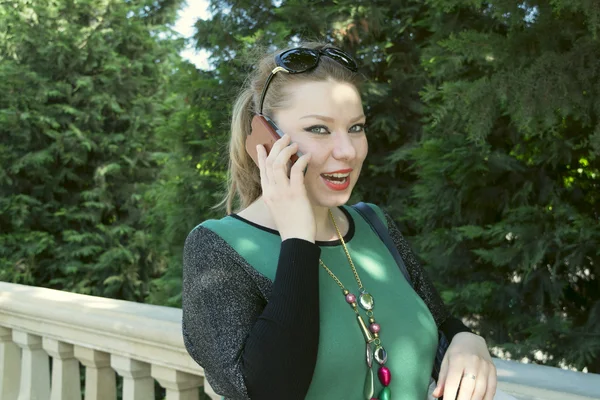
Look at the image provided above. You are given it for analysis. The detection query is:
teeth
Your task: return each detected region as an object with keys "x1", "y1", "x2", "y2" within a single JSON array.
[{"x1": 322, "y1": 173, "x2": 350, "y2": 178}]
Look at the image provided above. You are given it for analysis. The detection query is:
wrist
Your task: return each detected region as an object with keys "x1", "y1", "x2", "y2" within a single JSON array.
[{"x1": 452, "y1": 331, "x2": 485, "y2": 344}]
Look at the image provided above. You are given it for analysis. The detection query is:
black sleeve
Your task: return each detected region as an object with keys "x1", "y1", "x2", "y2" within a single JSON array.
[
  {"x1": 382, "y1": 210, "x2": 473, "y2": 341},
  {"x1": 182, "y1": 226, "x2": 320, "y2": 400}
]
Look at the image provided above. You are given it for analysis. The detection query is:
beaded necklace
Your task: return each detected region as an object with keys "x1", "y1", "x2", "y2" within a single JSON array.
[{"x1": 318, "y1": 209, "x2": 392, "y2": 400}]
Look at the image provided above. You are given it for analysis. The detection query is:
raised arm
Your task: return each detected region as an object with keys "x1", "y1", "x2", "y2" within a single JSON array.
[{"x1": 182, "y1": 226, "x2": 321, "y2": 400}]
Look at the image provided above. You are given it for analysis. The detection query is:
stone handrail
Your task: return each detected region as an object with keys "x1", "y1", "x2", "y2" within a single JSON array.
[
  {"x1": 0, "y1": 281, "x2": 219, "y2": 400},
  {"x1": 1, "y1": 281, "x2": 599, "y2": 400}
]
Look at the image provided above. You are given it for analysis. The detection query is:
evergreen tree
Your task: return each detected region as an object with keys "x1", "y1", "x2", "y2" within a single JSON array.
[
  {"x1": 143, "y1": 61, "x2": 228, "y2": 306},
  {"x1": 0, "y1": 0, "x2": 185, "y2": 301},
  {"x1": 409, "y1": 0, "x2": 600, "y2": 371}
]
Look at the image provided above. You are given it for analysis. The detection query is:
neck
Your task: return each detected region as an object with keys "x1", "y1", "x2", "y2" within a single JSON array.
[
  {"x1": 253, "y1": 197, "x2": 343, "y2": 241},
  {"x1": 313, "y1": 203, "x2": 338, "y2": 241}
]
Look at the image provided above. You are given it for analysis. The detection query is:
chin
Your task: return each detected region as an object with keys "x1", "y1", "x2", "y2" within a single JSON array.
[{"x1": 309, "y1": 190, "x2": 353, "y2": 209}]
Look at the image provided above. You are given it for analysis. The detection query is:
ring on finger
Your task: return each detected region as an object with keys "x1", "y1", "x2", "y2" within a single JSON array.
[{"x1": 464, "y1": 373, "x2": 477, "y2": 380}]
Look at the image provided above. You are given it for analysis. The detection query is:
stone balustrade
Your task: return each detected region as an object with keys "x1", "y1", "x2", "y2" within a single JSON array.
[
  {"x1": 1, "y1": 282, "x2": 599, "y2": 400},
  {"x1": 0, "y1": 282, "x2": 218, "y2": 400}
]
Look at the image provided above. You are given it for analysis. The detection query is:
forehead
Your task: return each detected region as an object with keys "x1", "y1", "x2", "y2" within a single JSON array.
[{"x1": 281, "y1": 79, "x2": 363, "y2": 117}]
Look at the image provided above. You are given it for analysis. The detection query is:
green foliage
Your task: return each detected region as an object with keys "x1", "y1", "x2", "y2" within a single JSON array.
[
  {"x1": 0, "y1": 0, "x2": 185, "y2": 301},
  {"x1": 411, "y1": 0, "x2": 600, "y2": 372},
  {"x1": 143, "y1": 62, "x2": 227, "y2": 307}
]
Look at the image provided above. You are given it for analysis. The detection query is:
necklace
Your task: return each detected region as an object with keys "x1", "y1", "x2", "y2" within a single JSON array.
[{"x1": 319, "y1": 209, "x2": 392, "y2": 400}]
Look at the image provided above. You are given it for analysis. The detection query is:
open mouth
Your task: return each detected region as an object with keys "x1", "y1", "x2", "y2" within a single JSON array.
[{"x1": 320, "y1": 173, "x2": 350, "y2": 183}]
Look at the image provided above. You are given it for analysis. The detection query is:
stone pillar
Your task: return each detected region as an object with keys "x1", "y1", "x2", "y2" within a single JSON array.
[
  {"x1": 12, "y1": 331, "x2": 50, "y2": 400},
  {"x1": 43, "y1": 338, "x2": 81, "y2": 400},
  {"x1": 0, "y1": 327, "x2": 21, "y2": 400},
  {"x1": 151, "y1": 365, "x2": 203, "y2": 400},
  {"x1": 111, "y1": 355, "x2": 153, "y2": 400},
  {"x1": 73, "y1": 346, "x2": 116, "y2": 400}
]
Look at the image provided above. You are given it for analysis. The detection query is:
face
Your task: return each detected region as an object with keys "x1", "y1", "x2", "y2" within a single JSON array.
[{"x1": 273, "y1": 78, "x2": 368, "y2": 208}]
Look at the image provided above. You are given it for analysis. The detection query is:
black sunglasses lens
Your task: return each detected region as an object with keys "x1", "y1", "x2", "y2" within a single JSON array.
[
  {"x1": 322, "y1": 48, "x2": 358, "y2": 71},
  {"x1": 278, "y1": 49, "x2": 319, "y2": 73}
]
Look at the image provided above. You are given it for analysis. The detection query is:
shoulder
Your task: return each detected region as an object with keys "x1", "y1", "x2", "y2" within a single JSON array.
[
  {"x1": 183, "y1": 222, "x2": 272, "y2": 299},
  {"x1": 184, "y1": 215, "x2": 241, "y2": 258},
  {"x1": 349, "y1": 202, "x2": 390, "y2": 229},
  {"x1": 182, "y1": 224, "x2": 232, "y2": 285},
  {"x1": 184, "y1": 221, "x2": 226, "y2": 259}
]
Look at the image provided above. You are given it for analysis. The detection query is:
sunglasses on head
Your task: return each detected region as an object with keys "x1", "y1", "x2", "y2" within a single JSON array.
[{"x1": 258, "y1": 47, "x2": 359, "y2": 114}]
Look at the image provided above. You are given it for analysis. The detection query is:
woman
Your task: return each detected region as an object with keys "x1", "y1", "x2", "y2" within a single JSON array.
[{"x1": 182, "y1": 42, "x2": 498, "y2": 400}]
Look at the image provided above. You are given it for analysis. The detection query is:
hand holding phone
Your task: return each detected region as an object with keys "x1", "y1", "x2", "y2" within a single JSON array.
[
  {"x1": 248, "y1": 115, "x2": 315, "y2": 243},
  {"x1": 245, "y1": 115, "x2": 303, "y2": 167}
]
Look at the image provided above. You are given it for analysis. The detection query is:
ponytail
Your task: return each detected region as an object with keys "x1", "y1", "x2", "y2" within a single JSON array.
[{"x1": 212, "y1": 88, "x2": 262, "y2": 214}]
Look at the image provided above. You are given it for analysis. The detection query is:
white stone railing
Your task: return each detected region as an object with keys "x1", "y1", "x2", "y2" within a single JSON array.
[
  {"x1": 0, "y1": 282, "x2": 219, "y2": 400},
  {"x1": 1, "y1": 282, "x2": 599, "y2": 400},
  {"x1": 494, "y1": 358, "x2": 600, "y2": 400}
]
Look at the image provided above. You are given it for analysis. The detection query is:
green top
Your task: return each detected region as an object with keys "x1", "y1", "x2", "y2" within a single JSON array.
[{"x1": 202, "y1": 203, "x2": 438, "y2": 399}]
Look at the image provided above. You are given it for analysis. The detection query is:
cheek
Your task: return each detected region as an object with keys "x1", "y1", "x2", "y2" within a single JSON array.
[
  {"x1": 358, "y1": 136, "x2": 368, "y2": 160},
  {"x1": 298, "y1": 142, "x2": 327, "y2": 166}
]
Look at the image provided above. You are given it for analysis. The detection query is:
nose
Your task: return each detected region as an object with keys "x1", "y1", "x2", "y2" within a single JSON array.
[{"x1": 331, "y1": 131, "x2": 357, "y2": 161}]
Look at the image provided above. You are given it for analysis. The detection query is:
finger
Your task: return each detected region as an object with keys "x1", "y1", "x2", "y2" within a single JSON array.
[
  {"x1": 268, "y1": 133, "x2": 292, "y2": 161},
  {"x1": 264, "y1": 134, "x2": 291, "y2": 184},
  {"x1": 471, "y1": 367, "x2": 488, "y2": 400},
  {"x1": 442, "y1": 364, "x2": 464, "y2": 400},
  {"x1": 289, "y1": 152, "x2": 311, "y2": 186},
  {"x1": 256, "y1": 145, "x2": 269, "y2": 188},
  {"x1": 456, "y1": 371, "x2": 476, "y2": 400},
  {"x1": 272, "y1": 142, "x2": 298, "y2": 185},
  {"x1": 483, "y1": 364, "x2": 497, "y2": 400},
  {"x1": 433, "y1": 356, "x2": 450, "y2": 398}
]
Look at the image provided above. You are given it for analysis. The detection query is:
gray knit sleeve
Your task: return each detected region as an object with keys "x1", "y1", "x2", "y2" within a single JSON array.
[
  {"x1": 182, "y1": 224, "x2": 323, "y2": 400},
  {"x1": 182, "y1": 225, "x2": 267, "y2": 400},
  {"x1": 382, "y1": 210, "x2": 451, "y2": 328}
]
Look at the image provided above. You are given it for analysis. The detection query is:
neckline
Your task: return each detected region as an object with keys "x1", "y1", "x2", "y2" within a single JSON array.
[{"x1": 228, "y1": 205, "x2": 355, "y2": 247}]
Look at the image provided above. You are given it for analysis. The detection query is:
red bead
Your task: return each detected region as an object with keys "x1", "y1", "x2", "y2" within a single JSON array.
[
  {"x1": 369, "y1": 323, "x2": 381, "y2": 333},
  {"x1": 370, "y1": 398, "x2": 378, "y2": 400},
  {"x1": 378, "y1": 366, "x2": 391, "y2": 386},
  {"x1": 345, "y1": 293, "x2": 356, "y2": 303}
]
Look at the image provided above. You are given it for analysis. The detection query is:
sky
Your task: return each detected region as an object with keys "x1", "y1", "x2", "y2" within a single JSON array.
[{"x1": 173, "y1": 0, "x2": 211, "y2": 69}]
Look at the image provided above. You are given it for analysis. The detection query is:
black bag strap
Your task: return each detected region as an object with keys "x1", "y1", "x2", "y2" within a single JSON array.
[{"x1": 351, "y1": 202, "x2": 413, "y2": 288}]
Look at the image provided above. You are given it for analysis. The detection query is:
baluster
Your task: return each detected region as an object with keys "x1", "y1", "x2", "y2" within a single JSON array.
[
  {"x1": 43, "y1": 338, "x2": 81, "y2": 400},
  {"x1": 12, "y1": 331, "x2": 50, "y2": 400},
  {"x1": 111, "y1": 355, "x2": 153, "y2": 400},
  {"x1": 0, "y1": 327, "x2": 21, "y2": 400},
  {"x1": 151, "y1": 365, "x2": 203, "y2": 400},
  {"x1": 74, "y1": 346, "x2": 116, "y2": 400}
]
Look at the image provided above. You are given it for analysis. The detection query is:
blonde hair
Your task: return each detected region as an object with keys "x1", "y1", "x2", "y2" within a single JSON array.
[{"x1": 213, "y1": 42, "x2": 362, "y2": 215}]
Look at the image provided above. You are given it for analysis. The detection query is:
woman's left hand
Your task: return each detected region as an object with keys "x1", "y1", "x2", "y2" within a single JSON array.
[{"x1": 432, "y1": 332, "x2": 497, "y2": 400}]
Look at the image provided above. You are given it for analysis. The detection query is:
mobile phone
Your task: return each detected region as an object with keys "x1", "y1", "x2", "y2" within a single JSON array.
[{"x1": 245, "y1": 115, "x2": 303, "y2": 167}]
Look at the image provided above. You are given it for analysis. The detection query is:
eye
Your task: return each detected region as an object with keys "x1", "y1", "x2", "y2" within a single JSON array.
[
  {"x1": 349, "y1": 123, "x2": 366, "y2": 133},
  {"x1": 304, "y1": 125, "x2": 330, "y2": 134}
]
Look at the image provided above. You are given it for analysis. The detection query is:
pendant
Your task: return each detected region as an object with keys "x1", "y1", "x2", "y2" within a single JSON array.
[
  {"x1": 374, "y1": 345, "x2": 388, "y2": 365},
  {"x1": 357, "y1": 314, "x2": 375, "y2": 343},
  {"x1": 363, "y1": 367, "x2": 374, "y2": 399},
  {"x1": 378, "y1": 386, "x2": 391, "y2": 400},
  {"x1": 359, "y1": 292, "x2": 374, "y2": 310},
  {"x1": 366, "y1": 343, "x2": 373, "y2": 368},
  {"x1": 378, "y1": 366, "x2": 391, "y2": 386}
]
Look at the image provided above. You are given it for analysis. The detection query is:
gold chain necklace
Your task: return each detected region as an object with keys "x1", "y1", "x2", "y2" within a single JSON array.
[{"x1": 318, "y1": 209, "x2": 392, "y2": 400}]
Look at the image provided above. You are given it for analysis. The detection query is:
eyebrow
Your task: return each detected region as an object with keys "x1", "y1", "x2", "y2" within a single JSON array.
[{"x1": 300, "y1": 114, "x2": 366, "y2": 123}]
